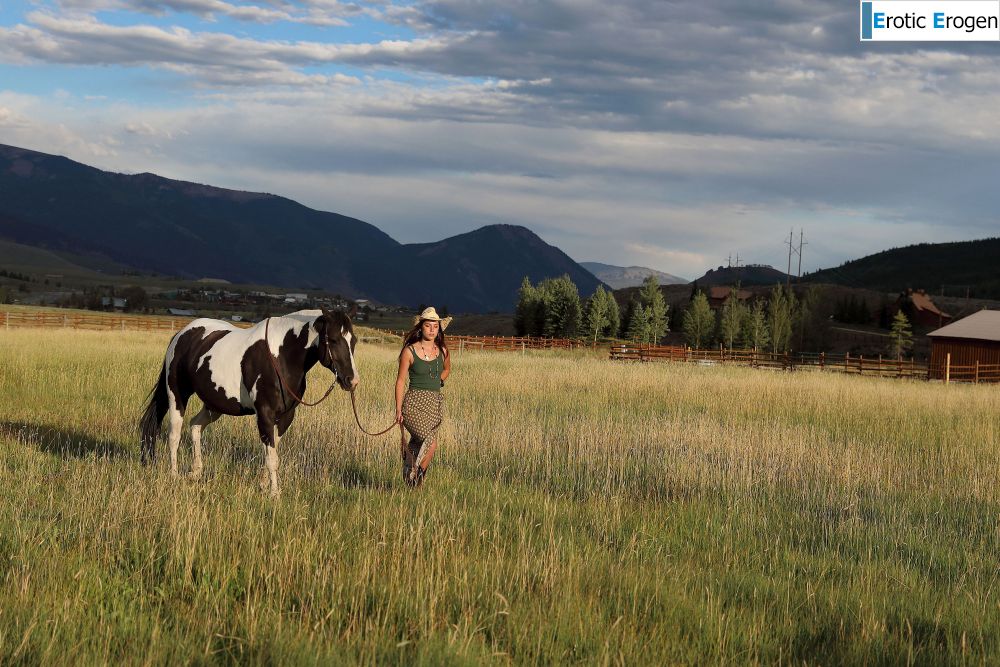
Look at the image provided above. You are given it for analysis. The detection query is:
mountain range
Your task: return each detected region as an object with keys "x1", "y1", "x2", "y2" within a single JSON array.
[
  {"x1": 0, "y1": 144, "x2": 602, "y2": 313},
  {"x1": 579, "y1": 262, "x2": 687, "y2": 289}
]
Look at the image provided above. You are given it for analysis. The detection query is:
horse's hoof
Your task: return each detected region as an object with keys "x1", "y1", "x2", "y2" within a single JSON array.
[
  {"x1": 258, "y1": 470, "x2": 269, "y2": 491},
  {"x1": 269, "y1": 487, "x2": 281, "y2": 499}
]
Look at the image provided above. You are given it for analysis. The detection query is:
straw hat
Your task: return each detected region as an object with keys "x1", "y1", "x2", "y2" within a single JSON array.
[{"x1": 412, "y1": 306, "x2": 453, "y2": 331}]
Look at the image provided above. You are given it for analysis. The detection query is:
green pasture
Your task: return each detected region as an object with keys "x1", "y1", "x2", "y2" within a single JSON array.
[{"x1": 0, "y1": 329, "x2": 997, "y2": 664}]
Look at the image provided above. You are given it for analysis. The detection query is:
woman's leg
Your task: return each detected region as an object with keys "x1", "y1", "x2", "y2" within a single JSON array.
[{"x1": 419, "y1": 439, "x2": 438, "y2": 470}]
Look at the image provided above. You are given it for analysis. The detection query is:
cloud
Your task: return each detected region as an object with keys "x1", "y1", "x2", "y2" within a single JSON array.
[
  {"x1": 2, "y1": 0, "x2": 1000, "y2": 275},
  {"x1": 54, "y1": 0, "x2": 351, "y2": 25}
]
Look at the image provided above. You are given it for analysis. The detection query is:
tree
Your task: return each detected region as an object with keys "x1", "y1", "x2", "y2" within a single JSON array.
[
  {"x1": 888, "y1": 310, "x2": 914, "y2": 358},
  {"x1": 682, "y1": 291, "x2": 715, "y2": 349},
  {"x1": 625, "y1": 300, "x2": 651, "y2": 343},
  {"x1": 606, "y1": 293, "x2": 621, "y2": 340},
  {"x1": 584, "y1": 286, "x2": 618, "y2": 343},
  {"x1": 539, "y1": 275, "x2": 581, "y2": 338},
  {"x1": 584, "y1": 286, "x2": 609, "y2": 343},
  {"x1": 120, "y1": 285, "x2": 149, "y2": 313},
  {"x1": 743, "y1": 299, "x2": 770, "y2": 351},
  {"x1": 514, "y1": 277, "x2": 540, "y2": 335},
  {"x1": 795, "y1": 286, "x2": 830, "y2": 352},
  {"x1": 638, "y1": 275, "x2": 669, "y2": 343},
  {"x1": 718, "y1": 288, "x2": 748, "y2": 350},
  {"x1": 768, "y1": 285, "x2": 796, "y2": 353}
]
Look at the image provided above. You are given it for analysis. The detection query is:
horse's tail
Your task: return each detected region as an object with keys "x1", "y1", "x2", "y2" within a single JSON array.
[{"x1": 140, "y1": 363, "x2": 169, "y2": 464}]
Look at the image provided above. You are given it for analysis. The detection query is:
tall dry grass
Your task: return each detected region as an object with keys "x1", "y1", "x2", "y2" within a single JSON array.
[{"x1": 0, "y1": 328, "x2": 997, "y2": 664}]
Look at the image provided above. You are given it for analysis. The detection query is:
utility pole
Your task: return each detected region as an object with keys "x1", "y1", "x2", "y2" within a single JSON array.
[
  {"x1": 796, "y1": 229, "x2": 807, "y2": 280},
  {"x1": 784, "y1": 229, "x2": 794, "y2": 289}
]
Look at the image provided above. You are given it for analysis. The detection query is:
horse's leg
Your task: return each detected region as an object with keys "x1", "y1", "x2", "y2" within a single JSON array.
[
  {"x1": 256, "y1": 412, "x2": 281, "y2": 497},
  {"x1": 188, "y1": 408, "x2": 220, "y2": 481},
  {"x1": 166, "y1": 388, "x2": 189, "y2": 478}
]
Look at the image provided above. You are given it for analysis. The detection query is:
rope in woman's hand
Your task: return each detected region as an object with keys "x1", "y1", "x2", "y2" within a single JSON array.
[{"x1": 349, "y1": 388, "x2": 402, "y2": 437}]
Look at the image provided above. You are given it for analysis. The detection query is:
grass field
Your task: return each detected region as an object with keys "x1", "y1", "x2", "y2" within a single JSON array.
[{"x1": 0, "y1": 329, "x2": 998, "y2": 664}]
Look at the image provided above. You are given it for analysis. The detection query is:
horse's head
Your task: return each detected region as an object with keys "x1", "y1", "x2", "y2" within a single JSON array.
[{"x1": 315, "y1": 308, "x2": 359, "y2": 391}]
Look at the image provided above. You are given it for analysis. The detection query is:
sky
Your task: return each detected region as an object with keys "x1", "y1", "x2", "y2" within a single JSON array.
[{"x1": 1, "y1": 1, "x2": 999, "y2": 280}]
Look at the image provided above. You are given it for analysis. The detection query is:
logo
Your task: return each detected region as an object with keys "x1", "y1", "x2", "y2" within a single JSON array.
[{"x1": 860, "y1": 1, "x2": 1000, "y2": 41}]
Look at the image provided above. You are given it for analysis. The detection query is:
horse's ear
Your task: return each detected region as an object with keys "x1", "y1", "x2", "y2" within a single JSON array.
[{"x1": 317, "y1": 309, "x2": 332, "y2": 332}]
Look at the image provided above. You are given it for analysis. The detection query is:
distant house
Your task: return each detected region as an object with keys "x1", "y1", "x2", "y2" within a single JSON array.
[
  {"x1": 707, "y1": 286, "x2": 752, "y2": 310},
  {"x1": 284, "y1": 293, "x2": 308, "y2": 303},
  {"x1": 167, "y1": 308, "x2": 196, "y2": 317},
  {"x1": 100, "y1": 296, "x2": 128, "y2": 311},
  {"x1": 900, "y1": 289, "x2": 951, "y2": 328},
  {"x1": 927, "y1": 310, "x2": 1000, "y2": 375}
]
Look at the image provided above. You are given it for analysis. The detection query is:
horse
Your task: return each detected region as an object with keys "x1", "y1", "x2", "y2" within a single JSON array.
[{"x1": 140, "y1": 308, "x2": 359, "y2": 496}]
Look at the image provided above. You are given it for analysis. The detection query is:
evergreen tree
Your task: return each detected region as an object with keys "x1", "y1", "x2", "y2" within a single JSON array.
[
  {"x1": 638, "y1": 275, "x2": 669, "y2": 343},
  {"x1": 682, "y1": 291, "x2": 715, "y2": 349},
  {"x1": 889, "y1": 310, "x2": 914, "y2": 358},
  {"x1": 626, "y1": 302, "x2": 651, "y2": 343},
  {"x1": 718, "y1": 288, "x2": 748, "y2": 350},
  {"x1": 539, "y1": 275, "x2": 581, "y2": 338}
]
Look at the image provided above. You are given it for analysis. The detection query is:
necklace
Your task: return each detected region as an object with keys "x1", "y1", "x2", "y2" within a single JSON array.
[{"x1": 420, "y1": 341, "x2": 434, "y2": 361}]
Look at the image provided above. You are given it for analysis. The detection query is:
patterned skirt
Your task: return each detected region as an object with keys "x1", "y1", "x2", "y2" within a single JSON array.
[{"x1": 401, "y1": 389, "x2": 444, "y2": 484}]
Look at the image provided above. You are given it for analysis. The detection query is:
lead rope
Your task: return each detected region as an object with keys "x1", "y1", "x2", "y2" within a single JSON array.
[
  {"x1": 265, "y1": 317, "x2": 339, "y2": 416},
  {"x1": 349, "y1": 389, "x2": 401, "y2": 437}
]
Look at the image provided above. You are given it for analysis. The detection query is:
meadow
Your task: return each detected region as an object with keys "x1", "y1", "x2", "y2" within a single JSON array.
[{"x1": 0, "y1": 328, "x2": 997, "y2": 664}]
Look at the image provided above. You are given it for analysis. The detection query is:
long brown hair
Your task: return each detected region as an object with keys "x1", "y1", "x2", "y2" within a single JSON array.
[{"x1": 401, "y1": 319, "x2": 448, "y2": 356}]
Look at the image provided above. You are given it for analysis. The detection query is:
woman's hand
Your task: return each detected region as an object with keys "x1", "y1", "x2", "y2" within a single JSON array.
[{"x1": 395, "y1": 408, "x2": 404, "y2": 424}]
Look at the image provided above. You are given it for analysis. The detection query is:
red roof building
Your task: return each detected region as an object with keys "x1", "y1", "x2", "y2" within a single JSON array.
[
  {"x1": 900, "y1": 289, "x2": 951, "y2": 328},
  {"x1": 707, "y1": 286, "x2": 753, "y2": 310},
  {"x1": 927, "y1": 309, "x2": 1000, "y2": 380}
]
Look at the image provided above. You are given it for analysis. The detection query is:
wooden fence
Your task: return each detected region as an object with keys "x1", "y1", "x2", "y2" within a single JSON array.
[
  {"x1": 609, "y1": 344, "x2": 1000, "y2": 384},
  {"x1": 0, "y1": 311, "x2": 582, "y2": 351},
  {"x1": 6, "y1": 310, "x2": 994, "y2": 382},
  {"x1": 367, "y1": 329, "x2": 585, "y2": 352},
  {"x1": 0, "y1": 310, "x2": 217, "y2": 332},
  {"x1": 448, "y1": 335, "x2": 584, "y2": 352}
]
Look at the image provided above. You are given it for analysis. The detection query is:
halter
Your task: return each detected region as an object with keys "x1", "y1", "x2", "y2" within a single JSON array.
[
  {"x1": 264, "y1": 316, "x2": 401, "y2": 438},
  {"x1": 265, "y1": 316, "x2": 340, "y2": 415}
]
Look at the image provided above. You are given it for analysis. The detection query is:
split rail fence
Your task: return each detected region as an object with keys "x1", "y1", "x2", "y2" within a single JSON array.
[
  {"x1": 0, "y1": 310, "x2": 223, "y2": 332},
  {"x1": 4, "y1": 310, "x2": 995, "y2": 383},
  {"x1": 609, "y1": 344, "x2": 1000, "y2": 385},
  {"x1": 0, "y1": 311, "x2": 583, "y2": 351},
  {"x1": 369, "y1": 329, "x2": 585, "y2": 353}
]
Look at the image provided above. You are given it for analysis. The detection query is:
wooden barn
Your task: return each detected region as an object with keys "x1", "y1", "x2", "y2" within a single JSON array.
[
  {"x1": 927, "y1": 309, "x2": 1000, "y2": 381},
  {"x1": 900, "y1": 288, "x2": 952, "y2": 328},
  {"x1": 707, "y1": 286, "x2": 753, "y2": 310}
]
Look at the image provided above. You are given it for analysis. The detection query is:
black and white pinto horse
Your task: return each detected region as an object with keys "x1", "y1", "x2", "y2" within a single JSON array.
[{"x1": 140, "y1": 309, "x2": 358, "y2": 495}]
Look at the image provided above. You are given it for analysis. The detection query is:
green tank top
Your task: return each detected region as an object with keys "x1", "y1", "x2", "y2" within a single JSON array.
[{"x1": 408, "y1": 346, "x2": 443, "y2": 391}]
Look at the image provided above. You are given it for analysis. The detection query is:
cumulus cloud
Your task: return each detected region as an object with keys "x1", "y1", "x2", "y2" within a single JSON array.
[{"x1": 1, "y1": 0, "x2": 999, "y2": 275}]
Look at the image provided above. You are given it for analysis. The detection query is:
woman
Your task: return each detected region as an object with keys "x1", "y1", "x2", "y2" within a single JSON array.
[{"x1": 395, "y1": 306, "x2": 452, "y2": 487}]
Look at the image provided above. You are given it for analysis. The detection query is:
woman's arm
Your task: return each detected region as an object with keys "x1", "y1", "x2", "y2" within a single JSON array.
[
  {"x1": 395, "y1": 348, "x2": 411, "y2": 423},
  {"x1": 441, "y1": 346, "x2": 451, "y2": 382}
]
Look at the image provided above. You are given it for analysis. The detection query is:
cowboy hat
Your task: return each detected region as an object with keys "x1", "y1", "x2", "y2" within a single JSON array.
[{"x1": 412, "y1": 307, "x2": 453, "y2": 330}]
